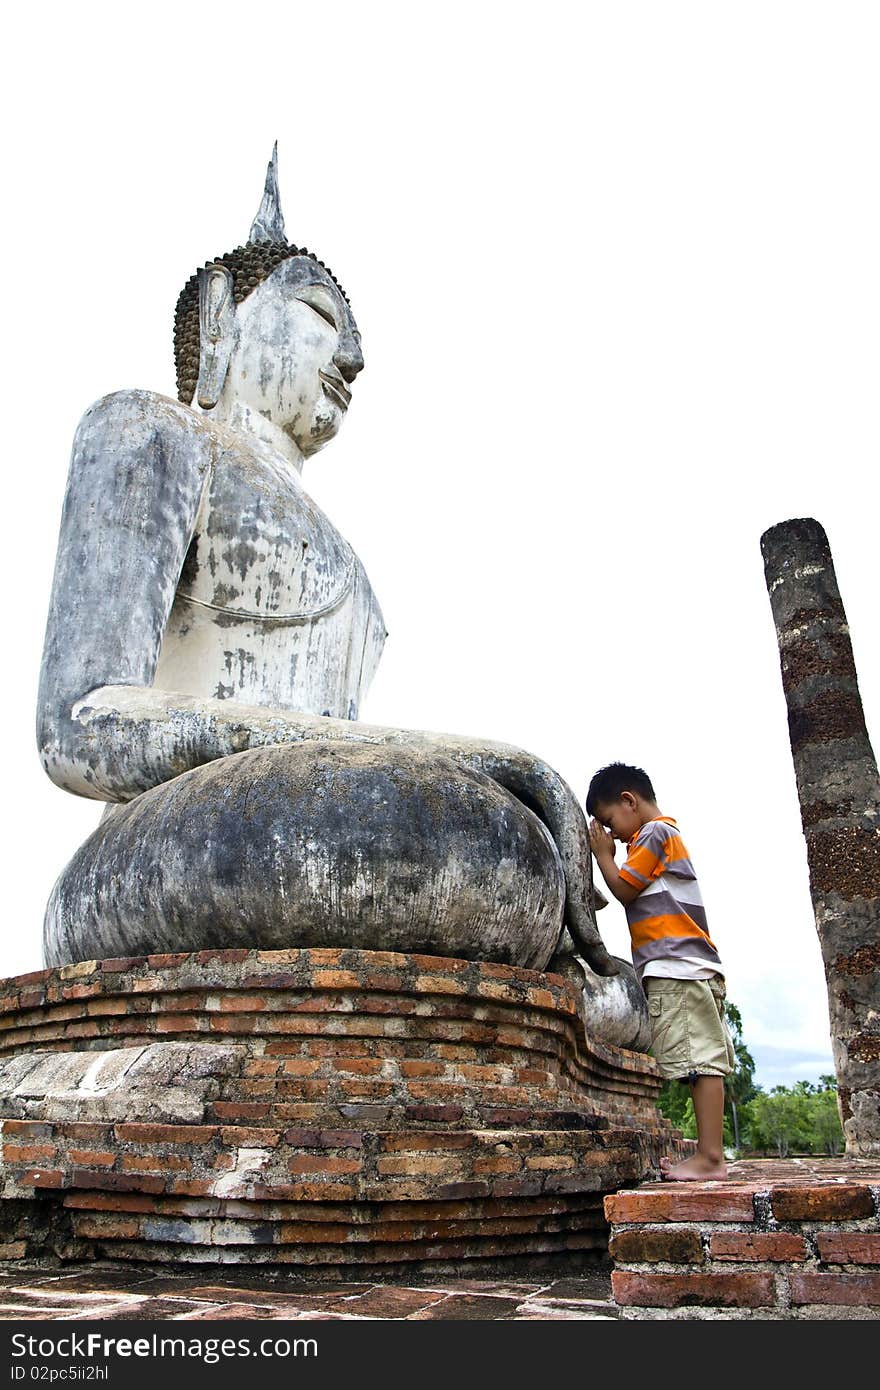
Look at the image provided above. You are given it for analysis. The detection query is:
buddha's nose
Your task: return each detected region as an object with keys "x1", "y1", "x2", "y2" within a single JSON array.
[{"x1": 333, "y1": 332, "x2": 364, "y2": 384}]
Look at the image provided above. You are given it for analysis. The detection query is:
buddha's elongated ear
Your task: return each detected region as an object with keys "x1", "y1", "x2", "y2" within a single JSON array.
[{"x1": 196, "y1": 264, "x2": 236, "y2": 409}]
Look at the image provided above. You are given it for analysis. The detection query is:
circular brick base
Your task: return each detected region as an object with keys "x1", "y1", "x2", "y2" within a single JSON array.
[{"x1": 0, "y1": 949, "x2": 683, "y2": 1267}]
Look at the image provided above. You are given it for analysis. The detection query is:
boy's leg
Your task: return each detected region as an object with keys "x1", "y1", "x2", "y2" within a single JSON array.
[
  {"x1": 645, "y1": 978, "x2": 731, "y2": 1180},
  {"x1": 659, "y1": 1074, "x2": 727, "y2": 1181}
]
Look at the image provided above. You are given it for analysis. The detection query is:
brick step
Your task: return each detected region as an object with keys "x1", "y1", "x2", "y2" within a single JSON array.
[
  {"x1": 2, "y1": 1119, "x2": 647, "y2": 1204},
  {"x1": 605, "y1": 1161, "x2": 880, "y2": 1319},
  {"x1": 0, "y1": 950, "x2": 682, "y2": 1269},
  {"x1": 62, "y1": 1188, "x2": 606, "y2": 1222},
  {"x1": 0, "y1": 950, "x2": 654, "y2": 1082},
  {"x1": 98, "y1": 1229, "x2": 612, "y2": 1267},
  {"x1": 0, "y1": 951, "x2": 671, "y2": 1143},
  {"x1": 70, "y1": 1201, "x2": 606, "y2": 1246}
]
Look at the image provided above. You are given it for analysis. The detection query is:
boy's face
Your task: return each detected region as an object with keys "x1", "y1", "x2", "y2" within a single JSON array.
[{"x1": 593, "y1": 794, "x2": 643, "y2": 845}]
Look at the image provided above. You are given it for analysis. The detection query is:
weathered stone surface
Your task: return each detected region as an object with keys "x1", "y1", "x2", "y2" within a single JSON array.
[
  {"x1": 0, "y1": 1044, "x2": 241, "y2": 1125},
  {"x1": 45, "y1": 743, "x2": 565, "y2": 971},
  {"x1": 761, "y1": 519, "x2": 880, "y2": 1154},
  {"x1": 0, "y1": 950, "x2": 665, "y2": 1129},
  {"x1": 573, "y1": 952, "x2": 651, "y2": 1052}
]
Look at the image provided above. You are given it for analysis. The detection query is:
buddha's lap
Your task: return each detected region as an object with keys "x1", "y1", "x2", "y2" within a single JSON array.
[{"x1": 44, "y1": 741, "x2": 566, "y2": 970}]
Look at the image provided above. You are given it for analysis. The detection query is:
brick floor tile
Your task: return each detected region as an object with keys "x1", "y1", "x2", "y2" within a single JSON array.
[
  {"x1": 176, "y1": 1284, "x2": 350, "y2": 1310},
  {"x1": 0, "y1": 1261, "x2": 618, "y2": 1320},
  {"x1": 408, "y1": 1294, "x2": 522, "y2": 1320},
  {"x1": 75, "y1": 1299, "x2": 211, "y2": 1320},
  {"x1": 179, "y1": 1303, "x2": 285, "y2": 1320},
  {"x1": 539, "y1": 1275, "x2": 614, "y2": 1300},
  {"x1": 521, "y1": 1296, "x2": 620, "y2": 1318},
  {"x1": 0, "y1": 1307, "x2": 85, "y2": 1320},
  {"x1": 4, "y1": 1289, "x2": 148, "y2": 1310},
  {"x1": 54, "y1": 1303, "x2": 159, "y2": 1321},
  {"x1": 514, "y1": 1307, "x2": 617, "y2": 1320},
  {"x1": 16, "y1": 1269, "x2": 156, "y2": 1294},
  {"x1": 332, "y1": 1287, "x2": 448, "y2": 1318},
  {"x1": 419, "y1": 1279, "x2": 545, "y2": 1298}
]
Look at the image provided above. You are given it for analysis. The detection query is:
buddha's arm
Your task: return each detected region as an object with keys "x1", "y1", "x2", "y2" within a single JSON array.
[{"x1": 36, "y1": 391, "x2": 213, "y2": 799}]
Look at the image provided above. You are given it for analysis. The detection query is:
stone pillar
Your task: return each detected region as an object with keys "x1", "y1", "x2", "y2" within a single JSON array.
[{"x1": 761, "y1": 518, "x2": 880, "y2": 1154}]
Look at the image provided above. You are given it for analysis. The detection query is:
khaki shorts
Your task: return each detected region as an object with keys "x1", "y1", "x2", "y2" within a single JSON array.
[{"x1": 645, "y1": 976, "x2": 735, "y2": 1082}]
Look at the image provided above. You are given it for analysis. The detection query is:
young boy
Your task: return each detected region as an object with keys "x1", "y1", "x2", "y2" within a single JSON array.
[{"x1": 586, "y1": 762, "x2": 734, "y2": 1180}]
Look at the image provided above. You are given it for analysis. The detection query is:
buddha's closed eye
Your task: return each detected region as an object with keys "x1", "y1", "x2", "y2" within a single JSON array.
[{"x1": 296, "y1": 287, "x2": 338, "y2": 330}]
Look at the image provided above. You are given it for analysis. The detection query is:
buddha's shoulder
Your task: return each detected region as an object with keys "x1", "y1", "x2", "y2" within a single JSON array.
[
  {"x1": 77, "y1": 388, "x2": 199, "y2": 429},
  {"x1": 74, "y1": 390, "x2": 218, "y2": 460}
]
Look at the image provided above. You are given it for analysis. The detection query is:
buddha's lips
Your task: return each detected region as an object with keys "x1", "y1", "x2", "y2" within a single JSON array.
[{"x1": 319, "y1": 370, "x2": 352, "y2": 410}]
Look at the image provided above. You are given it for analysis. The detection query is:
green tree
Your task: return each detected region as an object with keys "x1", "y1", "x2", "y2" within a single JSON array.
[
  {"x1": 743, "y1": 1086, "x2": 814, "y2": 1156},
  {"x1": 742, "y1": 1077, "x2": 844, "y2": 1155},
  {"x1": 657, "y1": 1080, "x2": 697, "y2": 1137},
  {"x1": 808, "y1": 1076, "x2": 844, "y2": 1155},
  {"x1": 810, "y1": 1088, "x2": 843, "y2": 1154}
]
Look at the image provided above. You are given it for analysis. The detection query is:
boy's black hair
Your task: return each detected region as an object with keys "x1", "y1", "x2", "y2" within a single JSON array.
[{"x1": 586, "y1": 763, "x2": 656, "y2": 815}]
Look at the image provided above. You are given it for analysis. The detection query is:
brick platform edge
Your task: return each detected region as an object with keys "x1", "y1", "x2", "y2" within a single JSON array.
[
  {"x1": 605, "y1": 1158, "x2": 880, "y2": 1319},
  {"x1": 0, "y1": 948, "x2": 688, "y2": 1272}
]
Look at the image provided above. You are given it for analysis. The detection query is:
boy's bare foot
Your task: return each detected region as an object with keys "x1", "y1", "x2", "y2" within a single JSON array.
[{"x1": 659, "y1": 1154, "x2": 728, "y2": 1182}]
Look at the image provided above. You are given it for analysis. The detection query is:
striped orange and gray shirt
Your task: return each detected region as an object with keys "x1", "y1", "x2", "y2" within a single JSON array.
[{"x1": 617, "y1": 816, "x2": 723, "y2": 983}]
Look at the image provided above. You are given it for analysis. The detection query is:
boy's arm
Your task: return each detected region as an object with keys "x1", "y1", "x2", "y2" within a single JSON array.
[{"x1": 587, "y1": 821, "x2": 643, "y2": 905}]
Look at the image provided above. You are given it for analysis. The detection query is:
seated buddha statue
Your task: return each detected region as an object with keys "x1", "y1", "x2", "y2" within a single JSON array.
[{"x1": 36, "y1": 148, "x2": 618, "y2": 985}]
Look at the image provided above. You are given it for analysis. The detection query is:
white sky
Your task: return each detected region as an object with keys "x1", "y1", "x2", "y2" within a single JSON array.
[{"x1": 4, "y1": 2, "x2": 878, "y2": 1091}]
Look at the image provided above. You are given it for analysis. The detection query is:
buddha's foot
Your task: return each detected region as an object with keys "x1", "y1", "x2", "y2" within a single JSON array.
[{"x1": 659, "y1": 1154, "x2": 728, "y2": 1182}]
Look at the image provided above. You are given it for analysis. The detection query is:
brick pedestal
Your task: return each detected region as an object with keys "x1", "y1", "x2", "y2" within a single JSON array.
[
  {"x1": 606, "y1": 1158, "x2": 880, "y2": 1318},
  {"x1": 0, "y1": 948, "x2": 684, "y2": 1271}
]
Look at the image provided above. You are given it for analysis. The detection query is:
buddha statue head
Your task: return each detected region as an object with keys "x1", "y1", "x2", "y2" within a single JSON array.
[{"x1": 173, "y1": 145, "x2": 364, "y2": 458}]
